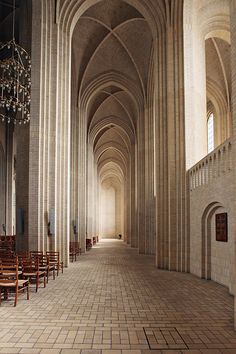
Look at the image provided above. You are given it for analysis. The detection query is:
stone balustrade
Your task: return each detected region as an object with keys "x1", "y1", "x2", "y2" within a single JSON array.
[{"x1": 189, "y1": 139, "x2": 233, "y2": 191}]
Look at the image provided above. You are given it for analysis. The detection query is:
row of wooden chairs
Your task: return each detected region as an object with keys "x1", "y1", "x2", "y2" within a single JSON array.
[
  {"x1": 86, "y1": 236, "x2": 99, "y2": 251},
  {"x1": 69, "y1": 242, "x2": 81, "y2": 262},
  {"x1": 0, "y1": 235, "x2": 16, "y2": 252},
  {"x1": 0, "y1": 258, "x2": 29, "y2": 307},
  {"x1": 93, "y1": 236, "x2": 99, "y2": 245},
  {"x1": 0, "y1": 251, "x2": 64, "y2": 306}
]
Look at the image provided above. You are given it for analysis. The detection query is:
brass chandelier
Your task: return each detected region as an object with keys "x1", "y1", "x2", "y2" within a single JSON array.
[{"x1": 0, "y1": 0, "x2": 31, "y2": 125}]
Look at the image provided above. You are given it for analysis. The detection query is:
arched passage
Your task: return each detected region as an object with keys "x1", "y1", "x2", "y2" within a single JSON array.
[
  {"x1": 69, "y1": 0, "x2": 154, "y2": 253},
  {"x1": 201, "y1": 201, "x2": 222, "y2": 279},
  {"x1": 27, "y1": 0, "x2": 188, "y2": 271}
]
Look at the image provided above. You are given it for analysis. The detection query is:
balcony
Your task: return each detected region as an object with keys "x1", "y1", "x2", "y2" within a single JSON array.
[{"x1": 188, "y1": 138, "x2": 233, "y2": 191}]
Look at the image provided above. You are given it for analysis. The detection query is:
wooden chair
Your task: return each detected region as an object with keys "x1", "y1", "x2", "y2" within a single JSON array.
[
  {"x1": 30, "y1": 251, "x2": 43, "y2": 258},
  {"x1": 0, "y1": 249, "x2": 15, "y2": 259},
  {"x1": 86, "y1": 238, "x2": 92, "y2": 250},
  {"x1": 75, "y1": 242, "x2": 82, "y2": 256},
  {"x1": 22, "y1": 258, "x2": 46, "y2": 292},
  {"x1": 44, "y1": 255, "x2": 56, "y2": 282},
  {"x1": 31, "y1": 254, "x2": 56, "y2": 283},
  {"x1": 46, "y1": 251, "x2": 64, "y2": 276},
  {"x1": 70, "y1": 242, "x2": 77, "y2": 262},
  {"x1": 0, "y1": 258, "x2": 29, "y2": 306}
]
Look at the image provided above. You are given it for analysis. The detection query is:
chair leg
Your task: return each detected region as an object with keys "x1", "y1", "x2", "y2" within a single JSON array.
[
  {"x1": 14, "y1": 287, "x2": 18, "y2": 307},
  {"x1": 4, "y1": 289, "x2": 8, "y2": 300},
  {"x1": 36, "y1": 274, "x2": 39, "y2": 292},
  {"x1": 53, "y1": 268, "x2": 55, "y2": 280},
  {"x1": 0, "y1": 287, "x2": 1, "y2": 306},
  {"x1": 44, "y1": 273, "x2": 46, "y2": 288},
  {"x1": 27, "y1": 282, "x2": 30, "y2": 300}
]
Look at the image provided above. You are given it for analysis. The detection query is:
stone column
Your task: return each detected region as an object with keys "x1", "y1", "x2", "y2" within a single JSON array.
[
  {"x1": 15, "y1": 0, "x2": 32, "y2": 251},
  {"x1": 77, "y1": 108, "x2": 87, "y2": 253},
  {"x1": 155, "y1": 1, "x2": 188, "y2": 271},
  {"x1": 5, "y1": 124, "x2": 14, "y2": 234},
  {"x1": 137, "y1": 107, "x2": 146, "y2": 254},
  {"x1": 230, "y1": 0, "x2": 236, "y2": 328},
  {"x1": 144, "y1": 58, "x2": 156, "y2": 255},
  {"x1": 25, "y1": 0, "x2": 71, "y2": 265},
  {"x1": 70, "y1": 97, "x2": 79, "y2": 243},
  {"x1": 87, "y1": 143, "x2": 96, "y2": 239},
  {"x1": 130, "y1": 143, "x2": 137, "y2": 247}
]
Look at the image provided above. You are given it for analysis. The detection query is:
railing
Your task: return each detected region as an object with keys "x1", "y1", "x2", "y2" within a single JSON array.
[{"x1": 189, "y1": 138, "x2": 232, "y2": 191}]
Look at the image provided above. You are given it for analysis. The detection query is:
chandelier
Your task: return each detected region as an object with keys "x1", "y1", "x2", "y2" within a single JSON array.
[{"x1": 0, "y1": 1, "x2": 31, "y2": 125}]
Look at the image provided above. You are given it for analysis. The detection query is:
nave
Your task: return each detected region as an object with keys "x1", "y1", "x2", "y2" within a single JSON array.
[{"x1": 0, "y1": 240, "x2": 235, "y2": 353}]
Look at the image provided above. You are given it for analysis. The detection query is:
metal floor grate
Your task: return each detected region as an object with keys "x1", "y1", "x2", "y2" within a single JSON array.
[{"x1": 143, "y1": 327, "x2": 189, "y2": 350}]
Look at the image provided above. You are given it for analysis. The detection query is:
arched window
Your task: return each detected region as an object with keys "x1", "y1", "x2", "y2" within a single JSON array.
[{"x1": 207, "y1": 113, "x2": 214, "y2": 153}]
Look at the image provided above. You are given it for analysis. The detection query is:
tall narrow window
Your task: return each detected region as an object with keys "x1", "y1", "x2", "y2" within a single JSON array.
[{"x1": 207, "y1": 113, "x2": 214, "y2": 153}]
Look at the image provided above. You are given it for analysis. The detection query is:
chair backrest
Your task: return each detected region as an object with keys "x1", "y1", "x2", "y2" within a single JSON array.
[
  {"x1": 17, "y1": 252, "x2": 30, "y2": 259},
  {"x1": 22, "y1": 258, "x2": 39, "y2": 272},
  {"x1": 33, "y1": 254, "x2": 48, "y2": 266},
  {"x1": 17, "y1": 253, "x2": 30, "y2": 266},
  {"x1": 46, "y1": 251, "x2": 60, "y2": 262},
  {"x1": 0, "y1": 258, "x2": 18, "y2": 282},
  {"x1": 30, "y1": 251, "x2": 43, "y2": 258},
  {"x1": 0, "y1": 257, "x2": 18, "y2": 265}
]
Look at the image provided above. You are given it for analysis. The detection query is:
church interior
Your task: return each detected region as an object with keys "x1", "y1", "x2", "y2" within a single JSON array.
[{"x1": 0, "y1": 0, "x2": 236, "y2": 352}]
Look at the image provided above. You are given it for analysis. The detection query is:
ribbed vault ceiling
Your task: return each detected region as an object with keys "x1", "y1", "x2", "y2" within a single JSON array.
[
  {"x1": 206, "y1": 37, "x2": 231, "y2": 107},
  {"x1": 71, "y1": 0, "x2": 153, "y2": 181}
]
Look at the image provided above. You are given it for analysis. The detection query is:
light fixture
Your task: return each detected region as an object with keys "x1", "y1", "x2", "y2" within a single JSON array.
[{"x1": 0, "y1": 0, "x2": 31, "y2": 125}]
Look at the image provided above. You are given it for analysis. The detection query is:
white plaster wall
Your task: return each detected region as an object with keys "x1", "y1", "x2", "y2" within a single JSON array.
[{"x1": 100, "y1": 185, "x2": 116, "y2": 238}]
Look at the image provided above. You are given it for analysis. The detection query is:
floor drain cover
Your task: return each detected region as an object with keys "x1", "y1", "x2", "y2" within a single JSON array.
[{"x1": 143, "y1": 327, "x2": 188, "y2": 350}]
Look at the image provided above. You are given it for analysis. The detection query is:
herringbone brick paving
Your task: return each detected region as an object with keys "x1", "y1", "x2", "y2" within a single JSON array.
[{"x1": 0, "y1": 240, "x2": 235, "y2": 354}]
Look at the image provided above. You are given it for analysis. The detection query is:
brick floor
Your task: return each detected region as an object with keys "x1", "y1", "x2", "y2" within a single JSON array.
[{"x1": 0, "y1": 239, "x2": 235, "y2": 353}]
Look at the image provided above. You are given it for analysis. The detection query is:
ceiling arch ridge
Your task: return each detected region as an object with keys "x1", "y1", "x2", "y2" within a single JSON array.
[
  {"x1": 147, "y1": 45, "x2": 155, "y2": 102},
  {"x1": 58, "y1": 0, "x2": 165, "y2": 39},
  {"x1": 207, "y1": 78, "x2": 229, "y2": 113},
  {"x1": 102, "y1": 89, "x2": 137, "y2": 129},
  {"x1": 211, "y1": 37, "x2": 230, "y2": 108},
  {"x1": 201, "y1": 15, "x2": 230, "y2": 42},
  {"x1": 100, "y1": 175, "x2": 124, "y2": 186},
  {"x1": 78, "y1": 16, "x2": 148, "y2": 96},
  {"x1": 91, "y1": 125, "x2": 132, "y2": 154},
  {"x1": 95, "y1": 145, "x2": 128, "y2": 167},
  {"x1": 206, "y1": 78, "x2": 229, "y2": 140},
  {"x1": 100, "y1": 163, "x2": 124, "y2": 175},
  {"x1": 206, "y1": 77, "x2": 230, "y2": 140},
  {"x1": 100, "y1": 168, "x2": 123, "y2": 178},
  {"x1": 98, "y1": 160, "x2": 127, "y2": 180},
  {"x1": 97, "y1": 151, "x2": 128, "y2": 175},
  {"x1": 89, "y1": 91, "x2": 136, "y2": 133},
  {"x1": 100, "y1": 175, "x2": 124, "y2": 185},
  {"x1": 94, "y1": 141, "x2": 130, "y2": 162},
  {"x1": 88, "y1": 116, "x2": 135, "y2": 146},
  {"x1": 80, "y1": 71, "x2": 143, "y2": 114},
  {"x1": 100, "y1": 171, "x2": 124, "y2": 185},
  {"x1": 99, "y1": 161, "x2": 124, "y2": 177},
  {"x1": 98, "y1": 157, "x2": 127, "y2": 179}
]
